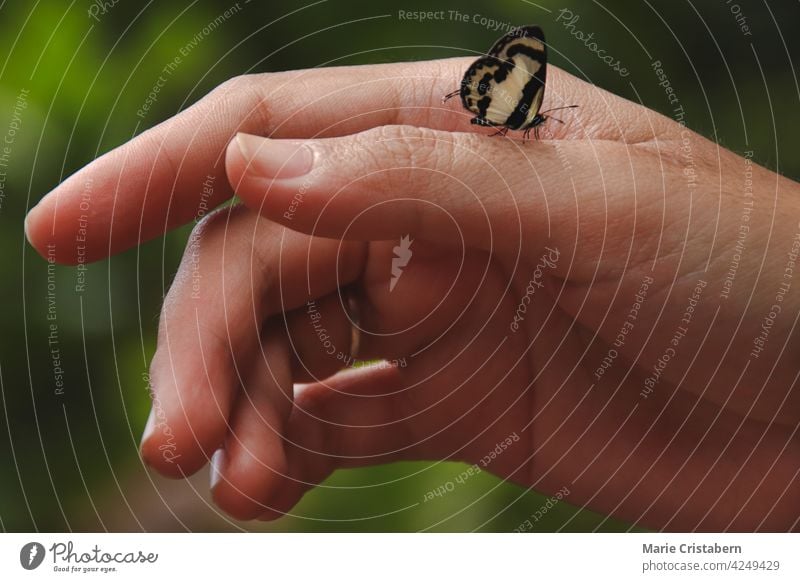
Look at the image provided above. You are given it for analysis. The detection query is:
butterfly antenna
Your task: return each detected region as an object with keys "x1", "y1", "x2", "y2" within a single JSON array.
[
  {"x1": 442, "y1": 89, "x2": 461, "y2": 103},
  {"x1": 539, "y1": 104, "x2": 579, "y2": 116}
]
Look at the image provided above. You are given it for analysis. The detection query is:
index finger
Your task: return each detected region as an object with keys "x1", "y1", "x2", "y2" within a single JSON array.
[{"x1": 25, "y1": 57, "x2": 676, "y2": 264}]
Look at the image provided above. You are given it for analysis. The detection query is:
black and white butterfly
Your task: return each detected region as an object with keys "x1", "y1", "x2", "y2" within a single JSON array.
[{"x1": 444, "y1": 25, "x2": 577, "y2": 140}]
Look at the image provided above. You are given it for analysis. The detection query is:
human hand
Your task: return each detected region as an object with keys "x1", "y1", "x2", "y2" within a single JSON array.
[{"x1": 25, "y1": 57, "x2": 800, "y2": 530}]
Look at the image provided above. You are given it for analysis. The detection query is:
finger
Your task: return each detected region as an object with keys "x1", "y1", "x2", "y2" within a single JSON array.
[
  {"x1": 284, "y1": 241, "x2": 489, "y2": 384},
  {"x1": 210, "y1": 327, "x2": 292, "y2": 521},
  {"x1": 226, "y1": 126, "x2": 682, "y2": 268},
  {"x1": 140, "y1": 205, "x2": 363, "y2": 477},
  {"x1": 283, "y1": 292, "x2": 356, "y2": 384},
  {"x1": 260, "y1": 321, "x2": 532, "y2": 521},
  {"x1": 258, "y1": 276, "x2": 533, "y2": 521},
  {"x1": 26, "y1": 57, "x2": 677, "y2": 265},
  {"x1": 22, "y1": 58, "x2": 479, "y2": 264},
  {"x1": 213, "y1": 245, "x2": 491, "y2": 519},
  {"x1": 257, "y1": 365, "x2": 420, "y2": 520}
]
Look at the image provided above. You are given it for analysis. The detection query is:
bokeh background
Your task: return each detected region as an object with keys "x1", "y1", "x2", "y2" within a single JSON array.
[{"x1": 1, "y1": 0, "x2": 797, "y2": 532}]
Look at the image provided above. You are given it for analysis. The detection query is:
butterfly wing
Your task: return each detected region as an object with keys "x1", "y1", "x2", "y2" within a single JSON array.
[
  {"x1": 458, "y1": 56, "x2": 517, "y2": 126},
  {"x1": 488, "y1": 25, "x2": 546, "y2": 60},
  {"x1": 458, "y1": 26, "x2": 547, "y2": 130}
]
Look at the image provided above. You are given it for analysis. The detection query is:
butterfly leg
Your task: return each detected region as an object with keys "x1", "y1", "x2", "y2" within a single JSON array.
[
  {"x1": 442, "y1": 89, "x2": 460, "y2": 103},
  {"x1": 522, "y1": 127, "x2": 533, "y2": 142},
  {"x1": 490, "y1": 127, "x2": 510, "y2": 138}
]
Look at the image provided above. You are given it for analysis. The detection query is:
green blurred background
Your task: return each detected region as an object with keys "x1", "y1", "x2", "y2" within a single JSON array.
[{"x1": 1, "y1": 0, "x2": 797, "y2": 532}]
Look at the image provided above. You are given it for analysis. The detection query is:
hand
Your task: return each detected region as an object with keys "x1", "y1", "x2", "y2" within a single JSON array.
[{"x1": 26, "y1": 57, "x2": 800, "y2": 531}]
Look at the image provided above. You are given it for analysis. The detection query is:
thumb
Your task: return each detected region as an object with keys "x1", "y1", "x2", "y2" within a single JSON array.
[{"x1": 225, "y1": 126, "x2": 627, "y2": 257}]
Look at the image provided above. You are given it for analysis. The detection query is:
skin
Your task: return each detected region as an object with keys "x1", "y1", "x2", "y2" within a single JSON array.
[{"x1": 25, "y1": 57, "x2": 800, "y2": 531}]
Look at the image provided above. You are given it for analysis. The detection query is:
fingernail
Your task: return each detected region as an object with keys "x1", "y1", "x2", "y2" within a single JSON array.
[
  {"x1": 235, "y1": 132, "x2": 313, "y2": 179},
  {"x1": 24, "y1": 201, "x2": 43, "y2": 245},
  {"x1": 210, "y1": 448, "x2": 226, "y2": 491},
  {"x1": 23, "y1": 212, "x2": 33, "y2": 244},
  {"x1": 139, "y1": 408, "x2": 156, "y2": 448}
]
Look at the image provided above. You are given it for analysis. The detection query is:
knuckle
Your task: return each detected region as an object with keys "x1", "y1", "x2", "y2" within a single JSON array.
[
  {"x1": 216, "y1": 72, "x2": 270, "y2": 95},
  {"x1": 212, "y1": 73, "x2": 274, "y2": 133},
  {"x1": 217, "y1": 73, "x2": 250, "y2": 92},
  {"x1": 370, "y1": 125, "x2": 448, "y2": 167},
  {"x1": 355, "y1": 125, "x2": 464, "y2": 192},
  {"x1": 359, "y1": 125, "x2": 495, "y2": 194},
  {"x1": 190, "y1": 204, "x2": 237, "y2": 242},
  {"x1": 211, "y1": 74, "x2": 256, "y2": 106},
  {"x1": 183, "y1": 205, "x2": 254, "y2": 269},
  {"x1": 189, "y1": 203, "x2": 278, "y2": 282}
]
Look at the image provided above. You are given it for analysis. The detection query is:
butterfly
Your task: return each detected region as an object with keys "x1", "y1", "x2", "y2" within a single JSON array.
[{"x1": 444, "y1": 25, "x2": 577, "y2": 140}]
